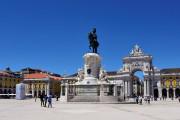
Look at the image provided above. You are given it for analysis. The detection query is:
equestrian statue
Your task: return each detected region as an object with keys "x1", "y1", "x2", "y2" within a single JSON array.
[{"x1": 88, "y1": 28, "x2": 99, "y2": 53}]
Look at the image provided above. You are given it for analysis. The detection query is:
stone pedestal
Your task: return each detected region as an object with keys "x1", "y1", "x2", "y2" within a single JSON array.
[
  {"x1": 76, "y1": 85, "x2": 99, "y2": 96},
  {"x1": 79, "y1": 76, "x2": 98, "y2": 85},
  {"x1": 76, "y1": 53, "x2": 101, "y2": 94},
  {"x1": 84, "y1": 53, "x2": 101, "y2": 79},
  {"x1": 72, "y1": 53, "x2": 101, "y2": 102}
]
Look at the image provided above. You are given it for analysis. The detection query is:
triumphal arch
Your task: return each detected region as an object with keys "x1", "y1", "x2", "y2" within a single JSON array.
[{"x1": 117, "y1": 44, "x2": 160, "y2": 98}]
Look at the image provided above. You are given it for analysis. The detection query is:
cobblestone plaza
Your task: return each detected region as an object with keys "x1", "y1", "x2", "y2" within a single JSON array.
[{"x1": 0, "y1": 99, "x2": 180, "y2": 120}]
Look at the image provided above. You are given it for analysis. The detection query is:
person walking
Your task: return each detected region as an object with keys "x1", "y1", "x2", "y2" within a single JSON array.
[
  {"x1": 136, "y1": 96, "x2": 139, "y2": 104},
  {"x1": 48, "y1": 95, "x2": 52, "y2": 108},
  {"x1": 139, "y1": 96, "x2": 143, "y2": 105},
  {"x1": 44, "y1": 95, "x2": 48, "y2": 107},
  {"x1": 56, "y1": 95, "x2": 59, "y2": 101},
  {"x1": 39, "y1": 94, "x2": 44, "y2": 107},
  {"x1": 147, "y1": 96, "x2": 150, "y2": 104},
  {"x1": 178, "y1": 96, "x2": 180, "y2": 103},
  {"x1": 34, "y1": 95, "x2": 37, "y2": 102}
]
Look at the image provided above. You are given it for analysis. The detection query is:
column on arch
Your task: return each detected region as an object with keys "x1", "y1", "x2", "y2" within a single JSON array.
[
  {"x1": 147, "y1": 79, "x2": 150, "y2": 96},
  {"x1": 127, "y1": 80, "x2": 132, "y2": 97},
  {"x1": 113, "y1": 85, "x2": 117, "y2": 96},
  {"x1": 124, "y1": 80, "x2": 128, "y2": 98},
  {"x1": 144, "y1": 79, "x2": 147, "y2": 97}
]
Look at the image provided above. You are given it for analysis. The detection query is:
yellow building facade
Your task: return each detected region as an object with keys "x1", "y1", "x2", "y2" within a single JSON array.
[
  {"x1": 161, "y1": 69, "x2": 180, "y2": 98},
  {"x1": 0, "y1": 71, "x2": 22, "y2": 94}
]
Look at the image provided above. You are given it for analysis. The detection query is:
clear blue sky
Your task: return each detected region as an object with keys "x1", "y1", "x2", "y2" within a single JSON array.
[{"x1": 0, "y1": 0, "x2": 180, "y2": 75}]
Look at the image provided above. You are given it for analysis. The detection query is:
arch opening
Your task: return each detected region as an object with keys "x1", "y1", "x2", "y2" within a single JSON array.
[{"x1": 131, "y1": 70, "x2": 144, "y2": 97}]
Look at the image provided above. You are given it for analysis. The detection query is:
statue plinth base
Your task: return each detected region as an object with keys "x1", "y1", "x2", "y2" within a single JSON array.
[
  {"x1": 70, "y1": 52, "x2": 101, "y2": 102},
  {"x1": 78, "y1": 75, "x2": 97, "y2": 85},
  {"x1": 76, "y1": 75, "x2": 99, "y2": 96},
  {"x1": 83, "y1": 53, "x2": 101, "y2": 78}
]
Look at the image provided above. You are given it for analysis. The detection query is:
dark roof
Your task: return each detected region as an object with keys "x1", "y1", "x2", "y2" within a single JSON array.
[
  {"x1": 161, "y1": 68, "x2": 180, "y2": 74},
  {"x1": 20, "y1": 67, "x2": 61, "y2": 77},
  {"x1": 49, "y1": 73, "x2": 61, "y2": 77},
  {"x1": 106, "y1": 71, "x2": 118, "y2": 76},
  {"x1": 66, "y1": 73, "x2": 78, "y2": 77},
  {"x1": 0, "y1": 71, "x2": 15, "y2": 78}
]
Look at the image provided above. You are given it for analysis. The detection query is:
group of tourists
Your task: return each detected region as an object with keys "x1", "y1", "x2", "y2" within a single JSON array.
[
  {"x1": 38, "y1": 94, "x2": 52, "y2": 108},
  {"x1": 136, "y1": 95, "x2": 180, "y2": 104},
  {"x1": 135, "y1": 96, "x2": 151, "y2": 105},
  {"x1": 136, "y1": 96, "x2": 143, "y2": 105}
]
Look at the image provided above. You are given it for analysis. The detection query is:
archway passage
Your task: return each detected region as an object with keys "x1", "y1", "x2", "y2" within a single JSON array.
[
  {"x1": 154, "y1": 89, "x2": 159, "y2": 98},
  {"x1": 175, "y1": 88, "x2": 180, "y2": 97},
  {"x1": 12, "y1": 89, "x2": 16, "y2": 94},
  {"x1": 29, "y1": 91, "x2": 32, "y2": 94},
  {"x1": 42, "y1": 91, "x2": 45, "y2": 95},
  {"x1": 162, "y1": 89, "x2": 167, "y2": 98},
  {"x1": 8, "y1": 89, "x2": 12, "y2": 94},
  {"x1": 131, "y1": 70, "x2": 144, "y2": 97},
  {"x1": 169, "y1": 88, "x2": 174, "y2": 98},
  {"x1": 0, "y1": 89, "x2": 2, "y2": 94},
  {"x1": 4, "y1": 89, "x2": 7, "y2": 94},
  {"x1": 38, "y1": 90, "x2": 41, "y2": 96},
  {"x1": 34, "y1": 91, "x2": 37, "y2": 97}
]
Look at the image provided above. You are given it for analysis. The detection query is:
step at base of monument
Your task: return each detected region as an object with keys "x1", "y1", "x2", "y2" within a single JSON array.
[
  {"x1": 69, "y1": 95, "x2": 100, "y2": 102},
  {"x1": 69, "y1": 96, "x2": 121, "y2": 103},
  {"x1": 100, "y1": 96, "x2": 119, "y2": 102},
  {"x1": 125, "y1": 98, "x2": 136, "y2": 103}
]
